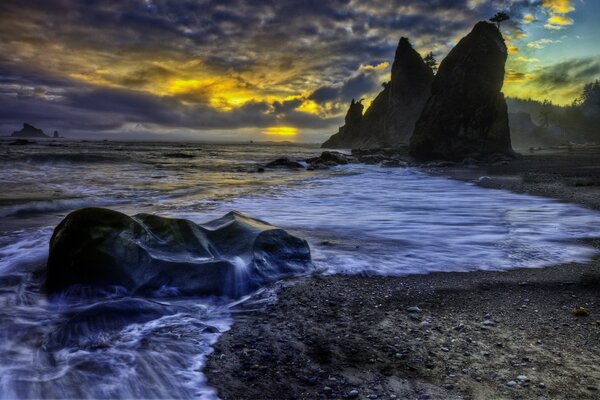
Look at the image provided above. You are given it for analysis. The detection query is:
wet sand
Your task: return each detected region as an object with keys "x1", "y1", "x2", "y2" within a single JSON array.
[{"x1": 206, "y1": 147, "x2": 600, "y2": 400}]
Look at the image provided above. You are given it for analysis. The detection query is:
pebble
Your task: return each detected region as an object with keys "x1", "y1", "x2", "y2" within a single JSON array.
[
  {"x1": 482, "y1": 319, "x2": 495, "y2": 326},
  {"x1": 507, "y1": 381, "x2": 517, "y2": 387},
  {"x1": 517, "y1": 375, "x2": 528, "y2": 382},
  {"x1": 407, "y1": 306, "x2": 421, "y2": 313},
  {"x1": 538, "y1": 383, "x2": 546, "y2": 389},
  {"x1": 347, "y1": 389, "x2": 359, "y2": 398},
  {"x1": 441, "y1": 347, "x2": 450, "y2": 352},
  {"x1": 419, "y1": 321, "x2": 431, "y2": 329}
]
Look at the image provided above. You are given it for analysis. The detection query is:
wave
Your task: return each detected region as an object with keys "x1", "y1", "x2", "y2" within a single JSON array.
[
  {"x1": 0, "y1": 198, "x2": 117, "y2": 218},
  {"x1": 20, "y1": 153, "x2": 126, "y2": 164}
]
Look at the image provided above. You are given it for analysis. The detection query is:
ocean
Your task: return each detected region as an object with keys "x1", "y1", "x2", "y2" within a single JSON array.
[{"x1": 1, "y1": 139, "x2": 600, "y2": 398}]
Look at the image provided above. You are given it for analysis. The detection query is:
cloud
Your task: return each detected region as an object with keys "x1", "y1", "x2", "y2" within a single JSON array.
[
  {"x1": 522, "y1": 14, "x2": 535, "y2": 24},
  {"x1": 516, "y1": 56, "x2": 540, "y2": 63},
  {"x1": 505, "y1": 57, "x2": 600, "y2": 104},
  {"x1": 0, "y1": 0, "x2": 590, "y2": 138},
  {"x1": 541, "y1": 0, "x2": 575, "y2": 14},
  {"x1": 540, "y1": 0, "x2": 575, "y2": 30},
  {"x1": 527, "y1": 38, "x2": 562, "y2": 49}
]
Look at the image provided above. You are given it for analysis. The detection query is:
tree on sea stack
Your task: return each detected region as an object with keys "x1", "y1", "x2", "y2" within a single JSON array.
[
  {"x1": 423, "y1": 52, "x2": 438, "y2": 74},
  {"x1": 490, "y1": 12, "x2": 510, "y2": 29}
]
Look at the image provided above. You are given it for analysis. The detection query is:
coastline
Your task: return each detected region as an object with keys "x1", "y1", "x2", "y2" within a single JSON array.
[{"x1": 205, "y1": 147, "x2": 600, "y2": 399}]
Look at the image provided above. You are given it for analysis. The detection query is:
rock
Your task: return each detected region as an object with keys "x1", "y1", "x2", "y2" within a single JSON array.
[
  {"x1": 409, "y1": 22, "x2": 515, "y2": 162},
  {"x1": 163, "y1": 152, "x2": 195, "y2": 159},
  {"x1": 381, "y1": 159, "x2": 407, "y2": 168},
  {"x1": 506, "y1": 381, "x2": 517, "y2": 387},
  {"x1": 517, "y1": 375, "x2": 528, "y2": 382},
  {"x1": 482, "y1": 319, "x2": 495, "y2": 326},
  {"x1": 406, "y1": 306, "x2": 421, "y2": 313},
  {"x1": 10, "y1": 123, "x2": 50, "y2": 138},
  {"x1": 571, "y1": 307, "x2": 589, "y2": 316},
  {"x1": 46, "y1": 208, "x2": 313, "y2": 297},
  {"x1": 347, "y1": 389, "x2": 359, "y2": 398},
  {"x1": 306, "y1": 151, "x2": 353, "y2": 169},
  {"x1": 8, "y1": 139, "x2": 35, "y2": 145},
  {"x1": 265, "y1": 158, "x2": 304, "y2": 169},
  {"x1": 538, "y1": 383, "x2": 546, "y2": 389},
  {"x1": 322, "y1": 37, "x2": 433, "y2": 149}
]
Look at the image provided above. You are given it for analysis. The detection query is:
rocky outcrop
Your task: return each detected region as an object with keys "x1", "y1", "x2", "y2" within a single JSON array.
[
  {"x1": 11, "y1": 123, "x2": 50, "y2": 138},
  {"x1": 46, "y1": 208, "x2": 313, "y2": 298},
  {"x1": 320, "y1": 99, "x2": 365, "y2": 148},
  {"x1": 322, "y1": 38, "x2": 433, "y2": 149},
  {"x1": 265, "y1": 157, "x2": 304, "y2": 169},
  {"x1": 409, "y1": 22, "x2": 514, "y2": 161}
]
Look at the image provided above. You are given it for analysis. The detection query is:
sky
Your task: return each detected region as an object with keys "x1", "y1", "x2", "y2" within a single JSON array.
[{"x1": 0, "y1": 0, "x2": 598, "y2": 142}]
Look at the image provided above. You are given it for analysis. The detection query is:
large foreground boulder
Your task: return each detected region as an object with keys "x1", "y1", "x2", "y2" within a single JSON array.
[
  {"x1": 409, "y1": 22, "x2": 514, "y2": 161},
  {"x1": 46, "y1": 208, "x2": 313, "y2": 298},
  {"x1": 322, "y1": 38, "x2": 433, "y2": 149}
]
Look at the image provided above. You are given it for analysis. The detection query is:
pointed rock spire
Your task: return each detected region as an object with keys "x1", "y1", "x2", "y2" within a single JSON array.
[
  {"x1": 322, "y1": 38, "x2": 433, "y2": 149},
  {"x1": 409, "y1": 22, "x2": 515, "y2": 161}
]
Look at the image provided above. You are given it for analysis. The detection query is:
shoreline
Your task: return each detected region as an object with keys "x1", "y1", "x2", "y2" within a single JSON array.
[{"x1": 205, "y1": 148, "x2": 600, "y2": 399}]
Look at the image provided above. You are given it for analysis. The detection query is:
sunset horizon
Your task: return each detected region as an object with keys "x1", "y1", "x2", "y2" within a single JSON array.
[{"x1": 1, "y1": 0, "x2": 598, "y2": 141}]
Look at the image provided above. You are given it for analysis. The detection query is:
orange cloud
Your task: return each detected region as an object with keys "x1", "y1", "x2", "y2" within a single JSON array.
[
  {"x1": 541, "y1": 0, "x2": 575, "y2": 14},
  {"x1": 541, "y1": 0, "x2": 575, "y2": 30},
  {"x1": 522, "y1": 14, "x2": 535, "y2": 24}
]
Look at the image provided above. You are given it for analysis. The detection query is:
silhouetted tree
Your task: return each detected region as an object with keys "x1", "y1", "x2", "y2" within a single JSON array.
[
  {"x1": 538, "y1": 99, "x2": 553, "y2": 128},
  {"x1": 423, "y1": 52, "x2": 438, "y2": 73},
  {"x1": 490, "y1": 12, "x2": 510, "y2": 29}
]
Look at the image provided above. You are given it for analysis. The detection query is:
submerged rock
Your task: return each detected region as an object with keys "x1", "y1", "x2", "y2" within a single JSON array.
[
  {"x1": 322, "y1": 38, "x2": 433, "y2": 149},
  {"x1": 46, "y1": 298, "x2": 179, "y2": 348},
  {"x1": 46, "y1": 208, "x2": 313, "y2": 297},
  {"x1": 409, "y1": 22, "x2": 514, "y2": 161},
  {"x1": 8, "y1": 139, "x2": 36, "y2": 146},
  {"x1": 265, "y1": 157, "x2": 304, "y2": 169}
]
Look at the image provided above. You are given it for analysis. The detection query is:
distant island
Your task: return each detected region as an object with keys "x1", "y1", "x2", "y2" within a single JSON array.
[{"x1": 9, "y1": 123, "x2": 60, "y2": 138}]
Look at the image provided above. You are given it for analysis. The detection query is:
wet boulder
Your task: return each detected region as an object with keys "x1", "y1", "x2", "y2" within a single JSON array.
[
  {"x1": 306, "y1": 151, "x2": 353, "y2": 169},
  {"x1": 46, "y1": 208, "x2": 313, "y2": 298}
]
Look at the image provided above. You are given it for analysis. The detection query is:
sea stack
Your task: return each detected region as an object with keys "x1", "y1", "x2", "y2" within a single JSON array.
[
  {"x1": 322, "y1": 37, "x2": 433, "y2": 149},
  {"x1": 409, "y1": 22, "x2": 514, "y2": 161},
  {"x1": 11, "y1": 123, "x2": 50, "y2": 138}
]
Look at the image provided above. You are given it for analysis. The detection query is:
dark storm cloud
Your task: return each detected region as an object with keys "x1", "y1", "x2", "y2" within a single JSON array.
[{"x1": 0, "y1": 0, "x2": 543, "y2": 137}]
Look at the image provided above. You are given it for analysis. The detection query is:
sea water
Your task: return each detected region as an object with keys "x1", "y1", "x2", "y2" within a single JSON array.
[{"x1": 1, "y1": 139, "x2": 599, "y2": 399}]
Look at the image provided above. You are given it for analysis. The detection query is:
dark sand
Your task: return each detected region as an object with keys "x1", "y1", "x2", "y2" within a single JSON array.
[{"x1": 206, "y1": 147, "x2": 600, "y2": 400}]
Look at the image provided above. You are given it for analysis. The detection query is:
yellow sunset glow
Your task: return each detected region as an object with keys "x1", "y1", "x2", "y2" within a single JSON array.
[
  {"x1": 297, "y1": 100, "x2": 319, "y2": 114},
  {"x1": 263, "y1": 126, "x2": 298, "y2": 137}
]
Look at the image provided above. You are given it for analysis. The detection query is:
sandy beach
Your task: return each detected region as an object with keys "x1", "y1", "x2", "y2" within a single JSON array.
[{"x1": 206, "y1": 148, "x2": 600, "y2": 400}]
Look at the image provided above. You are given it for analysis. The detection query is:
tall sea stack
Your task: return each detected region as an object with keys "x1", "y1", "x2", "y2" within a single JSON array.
[
  {"x1": 322, "y1": 38, "x2": 433, "y2": 149},
  {"x1": 409, "y1": 22, "x2": 514, "y2": 161}
]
